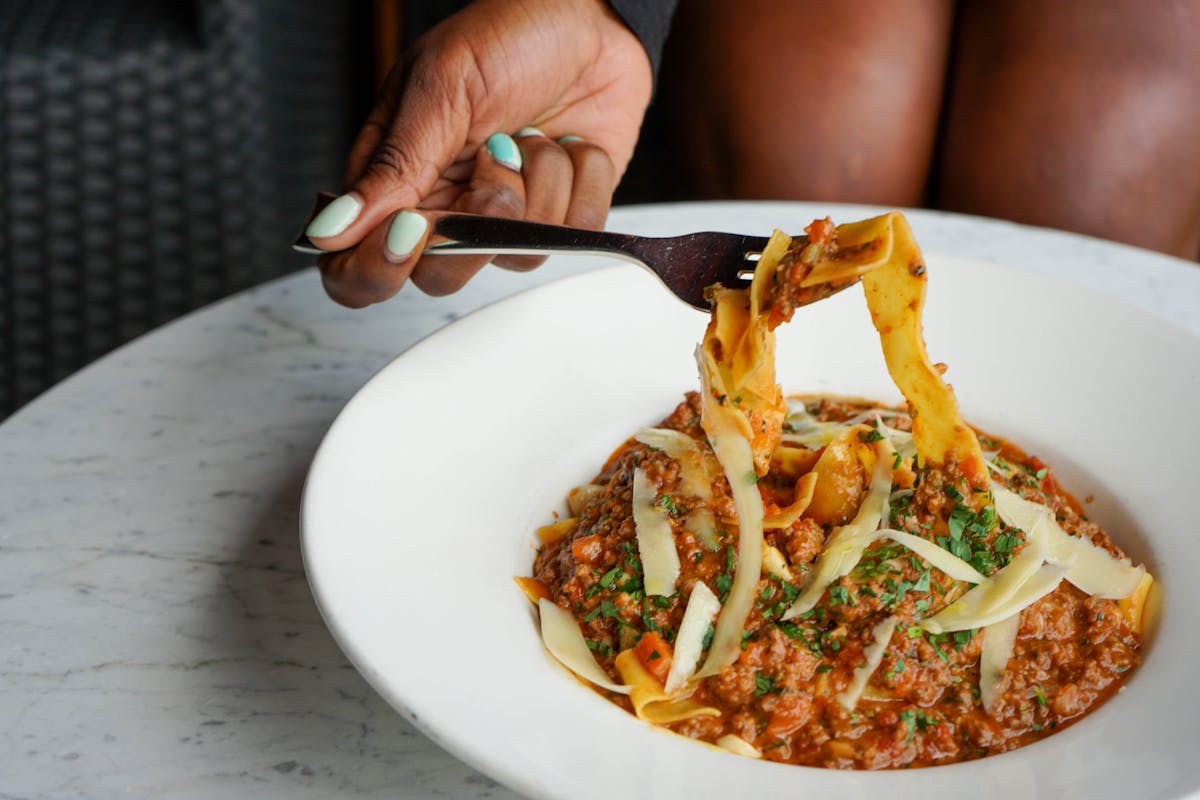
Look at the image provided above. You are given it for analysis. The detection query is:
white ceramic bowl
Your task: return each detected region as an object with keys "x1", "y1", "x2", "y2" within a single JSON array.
[{"x1": 302, "y1": 256, "x2": 1200, "y2": 799}]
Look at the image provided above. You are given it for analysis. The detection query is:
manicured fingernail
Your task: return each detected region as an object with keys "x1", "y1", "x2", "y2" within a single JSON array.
[
  {"x1": 386, "y1": 211, "x2": 427, "y2": 260},
  {"x1": 485, "y1": 133, "x2": 522, "y2": 171},
  {"x1": 515, "y1": 126, "x2": 545, "y2": 138},
  {"x1": 305, "y1": 193, "x2": 361, "y2": 239},
  {"x1": 557, "y1": 135, "x2": 583, "y2": 144}
]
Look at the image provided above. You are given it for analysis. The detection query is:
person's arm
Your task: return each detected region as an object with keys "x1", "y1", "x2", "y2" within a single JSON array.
[
  {"x1": 606, "y1": 0, "x2": 680, "y2": 81},
  {"x1": 306, "y1": 0, "x2": 655, "y2": 307}
]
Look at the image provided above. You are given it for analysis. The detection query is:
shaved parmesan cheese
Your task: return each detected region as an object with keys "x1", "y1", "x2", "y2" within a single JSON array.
[
  {"x1": 881, "y1": 529, "x2": 988, "y2": 585},
  {"x1": 538, "y1": 598, "x2": 630, "y2": 695},
  {"x1": 838, "y1": 616, "x2": 898, "y2": 710},
  {"x1": 614, "y1": 649, "x2": 720, "y2": 724},
  {"x1": 635, "y1": 428, "x2": 720, "y2": 550},
  {"x1": 925, "y1": 563, "x2": 1066, "y2": 633},
  {"x1": 920, "y1": 521, "x2": 1047, "y2": 634},
  {"x1": 665, "y1": 581, "x2": 722, "y2": 694},
  {"x1": 695, "y1": 348, "x2": 766, "y2": 678},
  {"x1": 1048, "y1": 525, "x2": 1145, "y2": 599},
  {"x1": 632, "y1": 467, "x2": 681, "y2": 596},
  {"x1": 715, "y1": 734, "x2": 762, "y2": 759},
  {"x1": 979, "y1": 613, "x2": 1020, "y2": 714},
  {"x1": 993, "y1": 484, "x2": 1145, "y2": 599},
  {"x1": 782, "y1": 439, "x2": 894, "y2": 619},
  {"x1": 781, "y1": 399, "x2": 848, "y2": 448},
  {"x1": 761, "y1": 543, "x2": 795, "y2": 582}
]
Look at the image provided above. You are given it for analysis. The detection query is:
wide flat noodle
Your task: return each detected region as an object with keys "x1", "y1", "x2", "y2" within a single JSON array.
[
  {"x1": 538, "y1": 599, "x2": 631, "y2": 694},
  {"x1": 702, "y1": 230, "x2": 790, "y2": 475},
  {"x1": 859, "y1": 214, "x2": 987, "y2": 484},
  {"x1": 614, "y1": 649, "x2": 720, "y2": 724}
]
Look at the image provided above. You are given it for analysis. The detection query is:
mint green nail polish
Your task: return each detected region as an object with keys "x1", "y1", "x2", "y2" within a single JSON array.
[
  {"x1": 515, "y1": 126, "x2": 545, "y2": 138},
  {"x1": 386, "y1": 211, "x2": 427, "y2": 260},
  {"x1": 305, "y1": 193, "x2": 362, "y2": 239},
  {"x1": 557, "y1": 135, "x2": 583, "y2": 144},
  {"x1": 485, "y1": 133, "x2": 522, "y2": 171}
]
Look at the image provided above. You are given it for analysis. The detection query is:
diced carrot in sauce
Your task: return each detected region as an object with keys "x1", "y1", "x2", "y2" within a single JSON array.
[
  {"x1": 634, "y1": 631, "x2": 673, "y2": 684},
  {"x1": 571, "y1": 534, "x2": 603, "y2": 563}
]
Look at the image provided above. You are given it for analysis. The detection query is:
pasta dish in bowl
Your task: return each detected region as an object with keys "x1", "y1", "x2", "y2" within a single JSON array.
[
  {"x1": 521, "y1": 213, "x2": 1153, "y2": 768},
  {"x1": 300, "y1": 203, "x2": 1198, "y2": 800}
]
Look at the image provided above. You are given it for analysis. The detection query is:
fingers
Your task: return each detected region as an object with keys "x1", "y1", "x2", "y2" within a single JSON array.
[
  {"x1": 305, "y1": 52, "x2": 468, "y2": 253},
  {"x1": 561, "y1": 136, "x2": 617, "y2": 231},
  {"x1": 409, "y1": 133, "x2": 528, "y2": 296},
  {"x1": 318, "y1": 209, "x2": 432, "y2": 308},
  {"x1": 316, "y1": 133, "x2": 618, "y2": 306},
  {"x1": 492, "y1": 128, "x2": 575, "y2": 271}
]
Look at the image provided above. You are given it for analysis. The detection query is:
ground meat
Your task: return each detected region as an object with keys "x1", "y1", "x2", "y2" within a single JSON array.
[{"x1": 531, "y1": 395, "x2": 1146, "y2": 769}]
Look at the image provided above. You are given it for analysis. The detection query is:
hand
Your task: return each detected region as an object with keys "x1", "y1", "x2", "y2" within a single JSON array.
[{"x1": 305, "y1": 0, "x2": 654, "y2": 307}]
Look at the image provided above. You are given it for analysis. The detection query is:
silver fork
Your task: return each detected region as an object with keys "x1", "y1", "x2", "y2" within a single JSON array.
[{"x1": 295, "y1": 197, "x2": 841, "y2": 311}]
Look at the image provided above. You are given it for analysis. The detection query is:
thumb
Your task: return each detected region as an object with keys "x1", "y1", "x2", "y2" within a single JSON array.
[{"x1": 304, "y1": 61, "x2": 469, "y2": 252}]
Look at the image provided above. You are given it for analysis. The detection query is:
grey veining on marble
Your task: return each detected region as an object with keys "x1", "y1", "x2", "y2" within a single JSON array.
[{"x1": 1, "y1": 203, "x2": 1197, "y2": 800}]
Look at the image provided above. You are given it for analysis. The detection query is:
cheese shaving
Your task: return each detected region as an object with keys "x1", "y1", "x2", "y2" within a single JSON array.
[
  {"x1": 782, "y1": 438, "x2": 895, "y2": 619},
  {"x1": 993, "y1": 484, "x2": 1145, "y2": 599},
  {"x1": 925, "y1": 562, "x2": 1066, "y2": 633},
  {"x1": 838, "y1": 616, "x2": 898, "y2": 710},
  {"x1": 715, "y1": 734, "x2": 762, "y2": 759},
  {"x1": 636, "y1": 428, "x2": 719, "y2": 549},
  {"x1": 631, "y1": 467, "x2": 681, "y2": 596},
  {"x1": 880, "y1": 529, "x2": 988, "y2": 585},
  {"x1": 979, "y1": 613, "x2": 1020, "y2": 714},
  {"x1": 761, "y1": 543, "x2": 795, "y2": 582},
  {"x1": 694, "y1": 348, "x2": 767, "y2": 678},
  {"x1": 537, "y1": 598, "x2": 631, "y2": 695},
  {"x1": 920, "y1": 520, "x2": 1047, "y2": 634},
  {"x1": 665, "y1": 581, "x2": 722, "y2": 694}
]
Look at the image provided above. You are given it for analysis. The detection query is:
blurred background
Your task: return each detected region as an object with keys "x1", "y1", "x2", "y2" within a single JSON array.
[
  {"x1": 1, "y1": 1, "x2": 1194, "y2": 417},
  {"x1": 0, "y1": 0, "x2": 681, "y2": 418}
]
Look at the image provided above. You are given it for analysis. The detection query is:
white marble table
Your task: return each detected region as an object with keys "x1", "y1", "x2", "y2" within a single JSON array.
[{"x1": 2, "y1": 202, "x2": 1198, "y2": 799}]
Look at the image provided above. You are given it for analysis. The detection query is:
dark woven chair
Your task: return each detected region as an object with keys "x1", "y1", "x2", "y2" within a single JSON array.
[{"x1": 0, "y1": 0, "x2": 368, "y2": 416}]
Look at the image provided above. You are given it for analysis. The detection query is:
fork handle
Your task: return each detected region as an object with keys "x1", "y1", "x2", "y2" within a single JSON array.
[{"x1": 423, "y1": 211, "x2": 654, "y2": 265}]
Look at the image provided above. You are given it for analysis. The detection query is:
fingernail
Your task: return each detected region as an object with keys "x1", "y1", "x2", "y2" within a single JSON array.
[
  {"x1": 485, "y1": 133, "x2": 522, "y2": 171},
  {"x1": 557, "y1": 135, "x2": 583, "y2": 144},
  {"x1": 386, "y1": 211, "x2": 427, "y2": 260},
  {"x1": 515, "y1": 126, "x2": 545, "y2": 138},
  {"x1": 305, "y1": 193, "x2": 362, "y2": 239}
]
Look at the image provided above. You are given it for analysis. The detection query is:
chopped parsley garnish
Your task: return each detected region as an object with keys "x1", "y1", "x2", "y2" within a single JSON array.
[
  {"x1": 586, "y1": 639, "x2": 613, "y2": 657},
  {"x1": 658, "y1": 494, "x2": 685, "y2": 516},
  {"x1": 829, "y1": 585, "x2": 856, "y2": 607},
  {"x1": 598, "y1": 566, "x2": 623, "y2": 590},
  {"x1": 754, "y1": 673, "x2": 781, "y2": 698},
  {"x1": 859, "y1": 429, "x2": 885, "y2": 443}
]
